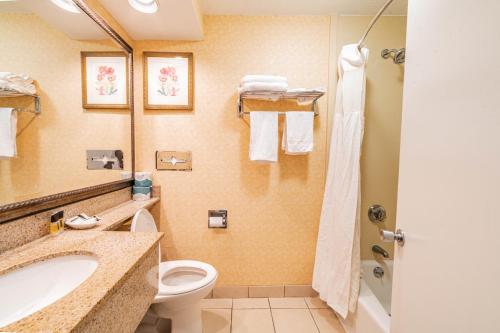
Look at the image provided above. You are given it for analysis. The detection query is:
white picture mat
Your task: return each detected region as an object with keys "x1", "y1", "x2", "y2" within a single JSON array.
[
  {"x1": 147, "y1": 57, "x2": 189, "y2": 106},
  {"x1": 85, "y1": 56, "x2": 127, "y2": 105}
]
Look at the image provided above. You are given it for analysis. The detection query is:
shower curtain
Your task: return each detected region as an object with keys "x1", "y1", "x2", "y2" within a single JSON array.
[{"x1": 312, "y1": 44, "x2": 369, "y2": 319}]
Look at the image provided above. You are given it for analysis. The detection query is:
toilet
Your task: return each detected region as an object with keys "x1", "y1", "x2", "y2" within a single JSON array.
[{"x1": 131, "y1": 209, "x2": 217, "y2": 333}]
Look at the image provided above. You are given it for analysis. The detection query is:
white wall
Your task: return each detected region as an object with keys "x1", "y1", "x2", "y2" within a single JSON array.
[{"x1": 391, "y1": 0, "x2": 500, "y2": 332}]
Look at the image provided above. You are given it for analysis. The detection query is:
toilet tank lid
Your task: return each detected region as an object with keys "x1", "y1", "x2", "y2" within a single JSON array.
[{"x1": 131, "y1": 208, "x2": 158, "y2": 232}]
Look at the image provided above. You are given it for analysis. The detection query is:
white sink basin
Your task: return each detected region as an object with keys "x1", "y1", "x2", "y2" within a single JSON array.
[{"x1": 0, "y1": 254, "x2": 98, "y2": 328}]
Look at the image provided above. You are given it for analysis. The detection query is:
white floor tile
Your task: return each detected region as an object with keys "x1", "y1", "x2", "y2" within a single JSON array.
[
  {"x1": 232, "y1": 309, "x2": 275, "y2": 333},
  {"x1": 305, "y1": 297, "x2": 329, "y2": 309},
  {"x1": 233, "y1": 298, "x2": 270, "y2": 309},
  {"x1": 310, "y1": 309, "x2": 345, "y2": 333},
  {"x1": 271, "y1": 309, "x2": 319, "y2": 333},
  {"x1": 202, "y1": 309, "x2": 231, "y2": 333},
  {"x1": 200, "y1": 298, "x2": 233, "y2": 309},
  {"x1": 269, "y1": 297, "x2": 308, "y2": 309}
]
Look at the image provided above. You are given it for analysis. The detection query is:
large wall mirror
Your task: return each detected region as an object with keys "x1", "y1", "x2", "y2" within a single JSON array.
[{"x1": 0, "y1": 0, "x2": 134, "y2": 222}]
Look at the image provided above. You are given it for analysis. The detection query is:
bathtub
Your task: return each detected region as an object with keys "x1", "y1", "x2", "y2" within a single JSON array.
[{"x1": 338, "y1": 260, "x2": 392, "y2": 333}]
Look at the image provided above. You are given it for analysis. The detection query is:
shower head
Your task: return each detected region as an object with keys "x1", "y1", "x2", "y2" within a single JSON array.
[{"x1": 381, "y1": 48, "x2": 405, "y2": 64}]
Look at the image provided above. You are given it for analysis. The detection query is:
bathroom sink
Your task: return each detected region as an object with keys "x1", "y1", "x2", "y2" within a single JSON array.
[{"x1": 0, "y1": 254, "x2": 98, "y2": 328}]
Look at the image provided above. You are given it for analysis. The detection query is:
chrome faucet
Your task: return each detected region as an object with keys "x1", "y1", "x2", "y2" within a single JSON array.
[{"x1": 372, "y1": 245, "x2": 389, "y2": 258}]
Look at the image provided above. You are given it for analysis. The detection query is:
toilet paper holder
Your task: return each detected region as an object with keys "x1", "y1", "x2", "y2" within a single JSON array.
[{"x1": 208, "y1": 210, "x2": 227, "y2": 228}]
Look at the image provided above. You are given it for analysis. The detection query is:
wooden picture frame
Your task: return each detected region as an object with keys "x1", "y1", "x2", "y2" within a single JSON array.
[
  {"x1": 143, "y1": 52, "x2": 194, "y2": 110},
  {"x1": 81, "y1": 51, "x2": 129, "y2": 109}
]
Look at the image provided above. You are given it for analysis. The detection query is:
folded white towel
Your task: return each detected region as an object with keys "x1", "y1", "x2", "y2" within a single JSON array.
[
  {"x1": 287, "y1": 87, "x2": 326, "y2": 105},
  {"x1": 282, "y1": 112, "x2": 314, "y2": 155},
  {"x1": 0, "y1": 72, "x2": 32, "y2": 84},
  {"x1": 241, "y1": 75, "x2": 287, "y2": 85},
  {"x1": 238, "y1": 81, "x2": 288, "y2": 93},
  {"x1": 0, "y1": 72, "x2": 36, "y2": 95},
  {"x1": 287, "y1": 87, "x2": 326, "y2": 94},
  {"x1": 249, "y1": 112, "x2": 278, "y2": 162},
  {"x1": 0, "y1": 108, "x2": 17, "y2": 159}
]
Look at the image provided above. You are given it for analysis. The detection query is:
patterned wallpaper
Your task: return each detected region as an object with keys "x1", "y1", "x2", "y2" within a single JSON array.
[
  {"x1": 0, "y1": 13, "x2": 131, "y2": 204},
  {"x1": 135, "y1": 16, "x2": 331, "y2": 285}
]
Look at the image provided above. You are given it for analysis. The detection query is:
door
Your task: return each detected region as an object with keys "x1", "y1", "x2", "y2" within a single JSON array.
[{"x1": 391, "y1": 1, "x2": 500, "y2": 332}]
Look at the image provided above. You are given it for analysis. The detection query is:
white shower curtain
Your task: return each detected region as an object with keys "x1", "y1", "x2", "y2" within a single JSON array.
[{"x1": 312, "y1": 44, "x2": 369, "y2": 319}]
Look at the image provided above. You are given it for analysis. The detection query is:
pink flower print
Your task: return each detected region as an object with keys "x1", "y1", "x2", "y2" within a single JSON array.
[
  {"x1": 95, "y1": 65, "x2": 118, "y2": 96},
  {"x1": 157, "y1": 66, "x2": 180, "y2": 96}
]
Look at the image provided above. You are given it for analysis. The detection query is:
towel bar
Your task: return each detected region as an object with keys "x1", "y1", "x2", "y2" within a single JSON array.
[
  {"x1": 0, "y1": 88, "x2": 41, "y2": 115},
  {"x1": 237, "y1": 90, "x2": 324, "y2": 118}
]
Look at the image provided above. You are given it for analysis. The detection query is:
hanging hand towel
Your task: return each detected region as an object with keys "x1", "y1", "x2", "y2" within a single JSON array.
[
  {"x1": 281, "y1": 112, "x2": 314, "y2": 154},
  {"x1": 312, "y1": 44, "x2": 369, "y2": 319},
  {"x1": 249, "y1": 112, "x2": 278, "y2": 162},
  {"x1": 0, "y1": 108, "x2": 17, "y2": 159}
]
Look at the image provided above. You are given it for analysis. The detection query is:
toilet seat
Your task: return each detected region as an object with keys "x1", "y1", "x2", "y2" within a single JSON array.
[
  {"x1": 131, "y1": 208, "x2": 218, "y2": 330},
  {"x1": 158, "y1": 260, "x2": 217, "y2": 296}
]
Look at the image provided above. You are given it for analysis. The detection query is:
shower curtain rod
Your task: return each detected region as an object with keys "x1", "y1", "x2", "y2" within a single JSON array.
[{"x1": 357, "y1": 0, "x2": 395, "y2": 51}]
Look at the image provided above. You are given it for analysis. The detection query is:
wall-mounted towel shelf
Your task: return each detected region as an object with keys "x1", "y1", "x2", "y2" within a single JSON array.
[
  {"x1": 0, "y1": 88, "x2": 41, "y2": 115},
  {"x1": 237, "y1": 90, "x2": 324, "y2": 118}
]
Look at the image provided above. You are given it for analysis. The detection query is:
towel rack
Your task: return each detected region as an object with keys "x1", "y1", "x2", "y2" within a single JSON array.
[
  {"x1": 0, "y1": 88, "x2": 41, "y2": 115},
  {"x1": 238, "y1": 91, "x2": 324, "y2": 118}
]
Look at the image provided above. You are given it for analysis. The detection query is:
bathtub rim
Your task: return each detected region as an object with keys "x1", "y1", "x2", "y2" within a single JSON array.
[{"x1": 336, "y1": 264, "x2": 391, "y2": 333}]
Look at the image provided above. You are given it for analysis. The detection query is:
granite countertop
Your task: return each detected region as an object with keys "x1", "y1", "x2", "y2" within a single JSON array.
[
  {"x1": 82, "y1": 197, "x2": 160, "y2": 231},
  {"x1": 0, "y1": 230, "x2": 163, "y2": 332}
]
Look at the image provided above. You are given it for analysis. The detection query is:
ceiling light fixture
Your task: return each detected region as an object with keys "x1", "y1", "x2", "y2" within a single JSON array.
[
  {"x1": 128, "y1": 0, "x2": 159, "y2": 14},
  {"x1": 50, "y1": 0, "x2": 80, "y2": 14}
]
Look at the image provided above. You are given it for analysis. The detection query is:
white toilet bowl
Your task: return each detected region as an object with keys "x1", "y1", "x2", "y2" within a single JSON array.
[{"x1": 132, "y1": 209, "x2": 217, "y2": 333}]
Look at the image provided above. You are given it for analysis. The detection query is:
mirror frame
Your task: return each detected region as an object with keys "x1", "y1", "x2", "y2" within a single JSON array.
[{"x1": 0, "y1": 0, "x2": 135, "y2": 223}]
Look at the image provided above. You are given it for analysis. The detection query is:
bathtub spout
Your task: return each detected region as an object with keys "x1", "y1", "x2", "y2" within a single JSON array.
[{"x1": 372, "y1": 245, "x2": 389, "y2": 258}]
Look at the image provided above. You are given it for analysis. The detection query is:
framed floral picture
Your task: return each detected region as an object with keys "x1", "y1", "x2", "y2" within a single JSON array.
[
  {"x1": 81, "y1": 52, "x2": 129, "y2": 109},
  {"x1": 143, "y1": 52, "x2": 194, "y2": 110}
]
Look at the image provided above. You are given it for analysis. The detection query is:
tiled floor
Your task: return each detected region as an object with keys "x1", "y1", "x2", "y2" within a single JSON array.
[{"x1": 201, "y1": 297, "x2": 345, "y2": 333}]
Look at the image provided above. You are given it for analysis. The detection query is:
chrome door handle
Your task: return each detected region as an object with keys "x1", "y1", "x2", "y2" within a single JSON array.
[{"x1": 379, "y1": 229, "x2": 405, "y2": 246}]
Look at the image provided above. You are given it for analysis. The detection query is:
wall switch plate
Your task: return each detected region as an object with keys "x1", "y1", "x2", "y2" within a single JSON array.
[
  {"x1": 156, "y1": 151, "x2": 192, "y2": 171},
  {"x1": 208, "y1": 210, "x2": 227, "y2": 228},
  {"x1": 86, "y1": 150, "x2": 124, "y2": 170}
]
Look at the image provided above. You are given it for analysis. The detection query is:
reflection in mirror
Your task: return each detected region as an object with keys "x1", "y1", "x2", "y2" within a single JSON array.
[{"x1": 0, "y1": 0, "x2": 132, "y2": 206}]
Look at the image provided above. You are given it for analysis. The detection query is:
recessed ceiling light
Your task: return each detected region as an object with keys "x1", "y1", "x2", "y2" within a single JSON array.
[
  {"x1": 50, "y1": 0, "x2": 80, "y2": 14},
  {"x1": 128, "y1": 0, "x2": 159, "y2": 14}
]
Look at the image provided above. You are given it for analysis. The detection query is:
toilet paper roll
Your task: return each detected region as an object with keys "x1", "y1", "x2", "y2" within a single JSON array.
[{"x1": 209, "y1": 216, "x2": 225, "y2": 228}]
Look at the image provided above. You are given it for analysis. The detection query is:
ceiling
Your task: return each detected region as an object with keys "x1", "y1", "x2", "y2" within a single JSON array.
[
  {"x1": 1, "y1": 0, "x2": 407, "y2": 41},
  {"x1": 100, "y1": 0, "x2": 407, "y2": 40},
  {"x1": 0, "y1": 0, "x2": 107, "y2": 39},
  {"x1": 99, "y1": 0, "x2": 204, "y2": 40},
  {"x1": 201, "y1": 0, "x2": 408, "y2": 16}
]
